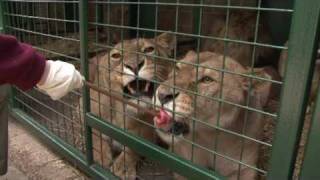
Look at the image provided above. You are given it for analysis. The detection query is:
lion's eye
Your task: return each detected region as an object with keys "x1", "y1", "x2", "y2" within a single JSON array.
[
  {"x1": 143, "y1": 46, "x2": 155, "y2": 54},
  {"x1": 111, "y1": 52, "x2": 121, "y2": 59},
  {"x1": 199, "y1": 76, "x2": 215, "y2": 83}
]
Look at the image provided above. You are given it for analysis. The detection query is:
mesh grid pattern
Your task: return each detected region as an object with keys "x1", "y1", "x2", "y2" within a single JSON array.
[{"x1": 2, "y1": 0, "x2": 296, "y2": 179}]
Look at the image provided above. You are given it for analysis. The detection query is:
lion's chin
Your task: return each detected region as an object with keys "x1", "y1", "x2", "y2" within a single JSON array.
[
  {"x1": 156, "y1": 129, "x2": 184, "y2": 144},
  {"x1": 154, "y1": 110, "x2": 190, "y2": 146}
]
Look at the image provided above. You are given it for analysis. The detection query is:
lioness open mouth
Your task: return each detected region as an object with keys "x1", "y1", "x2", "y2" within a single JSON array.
[
  {"x1": 123, "y1": 79, "x2": 157, "y2": 99},
  {"x1": 169, "y1": 121, "x2": 189, "y2": 135},
  {"x1": 154, "y1": 109, "x2": 190, "y2": 136}
]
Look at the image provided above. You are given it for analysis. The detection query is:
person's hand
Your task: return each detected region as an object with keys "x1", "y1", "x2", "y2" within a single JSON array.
[{"x1": 37, "y1": 60, "x2": 84, "y2": 100}]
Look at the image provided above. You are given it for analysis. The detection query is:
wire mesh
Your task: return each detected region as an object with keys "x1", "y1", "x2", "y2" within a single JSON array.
[{"x1": 2, "y1": 0, "x2": 301, "y2": 179}]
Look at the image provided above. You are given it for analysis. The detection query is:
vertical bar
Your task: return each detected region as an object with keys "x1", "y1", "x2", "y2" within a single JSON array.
[
  {"x1": 0, "y1": 85, "x2": 9, "y2": 175},
  {"x1": 3, "y1": 0, "x2": 19, "y2": 127},
  {"x1": 0, "y1": 2, "x2": 8, "y2": 175},
  {"x1": 129, "y1": 0, "x2": 137, "y2": 38},
  {"x1": 262, "y1": 0, "x2": 294, "y2": 46},
  {"x1": 0, "y1": 0, "x2": 4, "y2": 33},
  {"x1": 129, "y1": 0, "x2": 155, "y2": 38},
  {"x1": 192, "y1": 1, "x2": 200, "y2": 36},
  {"x1": 79, "y1": 0, "x2": 93, "y2": 164},
  {"x1": 65, "y1": 3, "x2": 75, "y2": 32},
  {"x1": 139, "y1": 0, "x2": 155, "y2": 38},
  {"x1": 267, "y1": 0, "x2": 320, "y2": 179},
  {"x1": 96, "y1": 2, "x2": 103, "y2": 28},
  {"x1": 299, "y1": 84, "x2": 320, "y2": 179},
  {"x1": 192, "y1": 0, "x2": 203, "y2": 164}
]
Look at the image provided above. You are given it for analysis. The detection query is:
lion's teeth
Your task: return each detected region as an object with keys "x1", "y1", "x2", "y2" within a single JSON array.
[
  {"x1": 127, "y1": 86, "x2": 135, "y2": 94},
  {"x1": 145, "y1": 82, "x2": 150, "y2": 92}
]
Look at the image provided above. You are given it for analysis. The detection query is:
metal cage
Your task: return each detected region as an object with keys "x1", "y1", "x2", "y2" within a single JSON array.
[{"x1": 1, "y1": 0, "x2": 319, "y2": 179}]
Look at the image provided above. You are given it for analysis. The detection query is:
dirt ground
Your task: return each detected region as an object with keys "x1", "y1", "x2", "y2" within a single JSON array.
[{"x1": 258, "y1": 99, "x2": 313, "y2": 180}]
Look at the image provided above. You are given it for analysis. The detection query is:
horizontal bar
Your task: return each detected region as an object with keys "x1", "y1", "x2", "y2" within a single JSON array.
[
  {"x1": 15, "y1": 89, "x2": 78, "y2": 123},
  {"x1": 5, "y1": 26, "x2": 80, "y2": 42},
  {"x1": 91, "y1": 42, "x2": 283, "y2": 85},
  {"x1": 89, "y1": 22, "x2": 287, "y2": 51},
  {"x1": 4, "y1": 13, "x2": 79, "y2": 24},
  {"x1": 13, "y1": 97, "x2": 83, "y2": 130},
  {"x1": 34, "y1": 46, "x2": 80, "y2": 61},
  {"x1": 86, "y1": 81, "x2": 273, "y2": 149},
  {"x1": 86, "y1": 113, "x2": 225, "y2": 180},
  {"x1": 89, "y1": 1, "x2": 293, "y2": 13},
  {"x1": 3, "y1": 0, "x2": 78, "y2": 3},
  {"x1": 89, "y1": 74, "x2": 277, "y2": 118},
  {"x1": 10, "y1": 108, "x2": 118, "y2": 180}
]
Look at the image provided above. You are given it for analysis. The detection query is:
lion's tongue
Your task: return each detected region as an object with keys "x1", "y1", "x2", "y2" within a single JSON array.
[{"x1": 155, "y1": 109, "x2": 171, "y2": 126}]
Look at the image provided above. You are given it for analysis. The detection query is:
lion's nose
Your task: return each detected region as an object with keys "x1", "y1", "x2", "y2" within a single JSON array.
[
  {"x1": 125, "y1": 61, "x2": 145, "y2": 75},
  {"x1": 158, "y1": 91, "x2": 180, "y2": 105},
  {"x1": 171, "y1": 121, "x2": 189, "y2": 135}
]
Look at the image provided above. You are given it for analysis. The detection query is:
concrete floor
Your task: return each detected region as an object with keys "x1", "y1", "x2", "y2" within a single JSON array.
[
  {"x1": 0, "y1": 118, "x2": 88, "y2": 180},
  {"x1": 0, "y1": 162, "x2": 28, "y2": 180}
]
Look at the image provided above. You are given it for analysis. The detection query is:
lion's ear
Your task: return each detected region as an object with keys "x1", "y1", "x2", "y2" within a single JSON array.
[
  {"x1": 242, "y1": 67, "x2": 273, "y2": 107},
  {"x1": 155, "y1": 33, "x2": 176, "y2": 51},
  {"x1": 176, "y1": 50, "x2": 197, "y2": 68}
]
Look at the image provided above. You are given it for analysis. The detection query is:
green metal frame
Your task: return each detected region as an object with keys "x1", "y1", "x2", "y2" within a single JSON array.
[
  {"x1": 267, "y1": 0, "x2": 320, "y2": 179},
  {"x1": 10, "y1": 108, "x2": 117, "y2": 179},
  {"x1": 87, "y1": 113, "x2": 224, "y2": 180},
  {"x1": 0, "y1": 85, "x2": 9, "y2": 175},
  {"x1": 0, "y1": 0, "x2": 4, "y2": 33},
  {"x1": 79, "y1": 0, "x2": 94, "y2": 167},
  {"x1": 299, "y1": 84, "x2": 320, "y2": 179},
  {"x1": 2, "y1": 0, "x2": 320, "y2": 179},
  {"x1": 0, "y1": 1, "x2": 7, "y2": 176},
  {"x1": 79, "y1": 0, "x2": 223, "y2": 179}
]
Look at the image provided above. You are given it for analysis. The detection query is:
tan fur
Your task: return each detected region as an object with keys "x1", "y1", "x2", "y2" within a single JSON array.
[
  {"x1": 201, "y1": 10, "x2": 275, "y2": 67},
  {"x1": 86, "y1": 33, "x2": 176, "y2": 179},
  {"x1": 154, "y1": 51, "x2": 272, "y2": 180}
]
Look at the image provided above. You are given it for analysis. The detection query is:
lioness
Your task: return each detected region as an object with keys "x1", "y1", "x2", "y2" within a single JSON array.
[
  {"x1": 201, "y1": 10, "x2": 275, "y2": 67},
  {"x1": 88, "y1": 33, "x2": 176, "y2": 178},
  {"x1": 153, "y1": 51, "x2": 272, "y2": 179}
]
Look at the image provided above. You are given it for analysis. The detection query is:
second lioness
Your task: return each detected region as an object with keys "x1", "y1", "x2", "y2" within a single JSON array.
[
  {"x1": 153, "y1": 51, "x2": 272, "y2": 180},
  {"x1": 89, "y1": 33, "x2": 176, "y2": 178}
]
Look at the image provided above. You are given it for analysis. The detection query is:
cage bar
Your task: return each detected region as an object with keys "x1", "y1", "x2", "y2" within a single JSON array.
[
  {"x1": 2, "y1": 0, "x2": 319, "y2": 179},
  {"x1": 299, "y1": 58, "x2": 320, "y2": 179},
  {"x1": 267, "y1": 0, "x2": 320, "y2": 179}
]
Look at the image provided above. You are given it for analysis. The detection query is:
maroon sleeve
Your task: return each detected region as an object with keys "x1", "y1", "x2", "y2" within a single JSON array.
[{"x1": 0, "y1": 35, "x2": 46, "y2": 90}]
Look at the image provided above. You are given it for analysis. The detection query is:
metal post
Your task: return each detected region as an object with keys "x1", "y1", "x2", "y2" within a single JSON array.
[
  {"x1": 0, "y1": 1, "x2": 8, "y2": 175},
  {"x1": 79, "y1": 0, "x2": 93, "y2": 164},
  {"x1": 267, "y1": 0, "x2": 320, "y2": 179},
  {"x1": 0, "y1": 1, "x2": 3, "y2": 33},
  {"x1": 299, "y1": 84, "x2": 320, "y2": 179},
  {"x1": 0, "y1": 85, "x2": 9, "y2": 175}
]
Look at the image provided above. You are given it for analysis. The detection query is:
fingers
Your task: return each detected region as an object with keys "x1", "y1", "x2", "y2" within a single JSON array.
[{"x1": 37, "y1": 60, "x2": 84, "y2": 100}]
